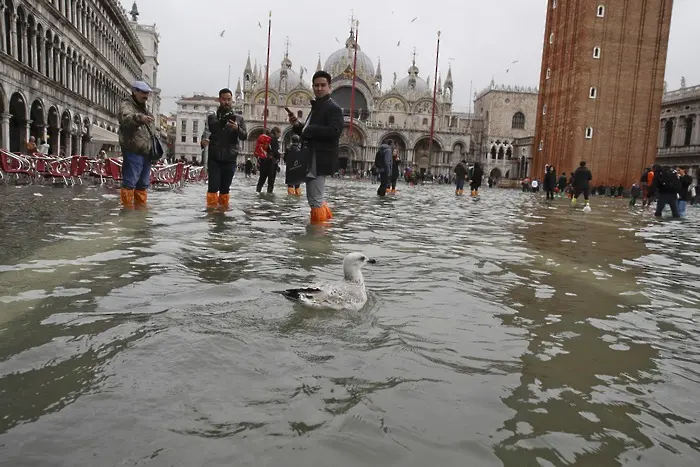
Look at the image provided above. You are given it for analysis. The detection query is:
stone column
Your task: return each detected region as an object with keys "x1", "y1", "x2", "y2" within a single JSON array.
[
  {"x1": 64, "y1": 131, "x2": 72, "y2": 156},
  {"x1": 0, "y1": 6, "x2": 6, "y2": 54},
  {"x1": 20, "y1": 26, "x2": 28, "y2": 66},
  {"x1": 1, "y1": 114, "x2": 10, "y2": 151},
  {"x1": 25, "y1": 120, "x2": 32, "y2": 146},
  {"x1": 47, "y1": 44, "x2": 54, "y2": 80},
  {"x1": 9, "y1": 13, "x2": 17, "y2": 59},
  {"x1": 658, "y1": 120, "x2": 666, "y2": 149}
]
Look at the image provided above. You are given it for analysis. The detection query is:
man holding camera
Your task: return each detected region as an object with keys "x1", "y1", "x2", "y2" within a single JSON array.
[
  {"x1": 288, "y1": 70, "x2": 344, "y2": 224},
  {"x1": 201, "y1": 88, "x2": 247, "y2": 209}
]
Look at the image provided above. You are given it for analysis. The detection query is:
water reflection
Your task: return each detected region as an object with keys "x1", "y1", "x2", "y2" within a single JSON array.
[{"x1": 0, "y1": 181, "x2": 698, "y2": 466}]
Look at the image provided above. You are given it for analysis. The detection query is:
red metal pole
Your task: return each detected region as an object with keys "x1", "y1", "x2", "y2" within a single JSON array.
[
  {"x1": 349, "y1": 20, "x2": 359, "y2": 136},
  {"x1": 428, "y1": 30, "x2": 441, "y2": 163},
  {"x1": 263, "y1": 11, "x2": 272, "y2": 129}
]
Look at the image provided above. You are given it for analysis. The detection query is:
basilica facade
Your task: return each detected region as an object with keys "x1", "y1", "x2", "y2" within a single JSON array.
[{"x1": 234, "y1": 29, "x2": 474, "y2": 176}]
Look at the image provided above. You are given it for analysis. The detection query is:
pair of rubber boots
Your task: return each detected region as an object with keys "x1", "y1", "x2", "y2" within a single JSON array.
[
  {"x1": 455, "y1": 189, "x2": 464, "y2": 195},
  {"x1": 120, "y1": 188, "x2": 147, "y2": 208},
  {"x1": 287, "y1": 187, "x2": 302, "y2": 195},
  {"x1": 310, "y1": 202, "x2": 333, "y2": 224},
  {"x1": 206, "y1": 192, "x2": 230, "y2": 209},
  {"x1": 387, "y1": 188, "x2": 396, "y2": 194}
]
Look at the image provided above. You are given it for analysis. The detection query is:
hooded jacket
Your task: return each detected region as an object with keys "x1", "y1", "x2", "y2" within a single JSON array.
[{"x1": 118, "y1": 96, "x2": 156, "y2": 156}]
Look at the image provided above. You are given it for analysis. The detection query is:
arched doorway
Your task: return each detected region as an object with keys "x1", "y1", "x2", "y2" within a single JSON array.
[
  {"x1": 664, "y1": 119, "x2": 674, "y2": 148},
  {"x1": 379, "y1": 132, "x2": 408, "y2": 161},
  {"x1": 413, "y1": 137, "x2": 441, "y2": 175},
  {"x1": 60, "y1": 109, "x2": 71, "y2": 155},
  {"x1": 47, "y1": 106, "x2": 59, "y2": 155},
  {"x1": 339, "y1": 124, "x2": 365, "y2": 173},
  {"x1": 9, "y1": 92, "x2": 27, "y2": 152},
  {"x1": 338, "y1": 145, "x2": 353, "y2": 171},
  {"x1": 490, "y1": 168, "x2": 502, "y2": 181},
  {"x1": 246, "y1": 127, "x2": 265, "y2": 159},
  {"x1": 30, "y1": 99, "x2": 45, "y2": 142}
]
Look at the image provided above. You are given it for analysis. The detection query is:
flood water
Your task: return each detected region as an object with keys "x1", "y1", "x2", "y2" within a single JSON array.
[{"x1": 1, "y1": 178, "x2": 699, "y2": 466}]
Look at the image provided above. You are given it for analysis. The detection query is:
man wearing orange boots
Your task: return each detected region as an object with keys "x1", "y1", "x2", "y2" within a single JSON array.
[
  {"x1": 201, "y1": 88, "x2": 248, "y2": 210},
  {"x1": 288, "y1": 71, "x2": 343, "y2": 224},
  {"x1": 118, "y1": 81, "x2": 157, "y2": 208}
]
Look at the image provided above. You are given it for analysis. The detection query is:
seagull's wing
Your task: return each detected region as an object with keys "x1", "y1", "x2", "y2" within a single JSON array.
[{"x1": 276, "y1": 287, "x2": 326, "y2": 301}]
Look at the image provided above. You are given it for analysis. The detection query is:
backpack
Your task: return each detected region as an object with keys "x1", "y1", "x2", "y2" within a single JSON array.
[
  {"x1": 656, "y1": 167, "x2": 681, "y2": 192},
  {"x1": 374, "y1": 149, "x2": 382, "y2": 167}
]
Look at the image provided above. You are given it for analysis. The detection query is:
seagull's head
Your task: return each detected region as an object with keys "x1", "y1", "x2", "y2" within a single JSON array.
[{"x1": 343, "y1": 252, "x2": 375, "y2": 282}]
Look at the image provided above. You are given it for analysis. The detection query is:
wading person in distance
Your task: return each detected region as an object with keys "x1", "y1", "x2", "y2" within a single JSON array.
[
  {"x1": 469, "y1": 162, "x2": 484, "y2": 197},
  {"x1": 285, "y1": 134, "x2": 303, "y2": 195},
  {"x1": 389, "y1": 148, "x2": 401, "y2": 194},
  {"x1": 376, "y1": 139, "x2": 393, "y2": 197},
  {"x1": 288, "y1": 70, "x2": 343, "y2": 224},
  {"x1": 201, "y1": 88, "x2": 247, "y2": 209},
  {"x1": 118, "y1": 81, "x2": 157, "y2": 208},
  {"x1": 571, "y1": 160, "x2": 593, "y2": 209},
  {"x1": 257, "y1": 126, "x2": 281, "y2": 193},
  {"x1": 453, "y1": 159, "x2": 468, "y2": 195}
]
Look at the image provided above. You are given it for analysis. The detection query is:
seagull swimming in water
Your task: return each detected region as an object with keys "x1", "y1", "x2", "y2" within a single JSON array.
[{"x1": 276, "y1": 252, "x2": 376, "y2": 311}]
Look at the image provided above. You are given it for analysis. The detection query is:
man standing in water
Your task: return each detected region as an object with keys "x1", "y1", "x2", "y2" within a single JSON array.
[
  {"x1": 571, "y1": 161, "x2": 593, "y2": 208},
  {"x1": 201, "y1": 88, "x2": 248, "y2": 209},
  {"x1": 288, "y1": 71, "x2": 344, "y2": 224},
  {"x1": 118, "y1": 81, "x2": 157, "y2": 208},
  {"x1": 376, "y1": 139, "x2": 393, "y2": 197}
]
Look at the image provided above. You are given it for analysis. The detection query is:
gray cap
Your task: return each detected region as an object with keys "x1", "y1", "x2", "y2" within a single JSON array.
[{"x1": 132, "y1": 81, "x2": 152, "y2": 93}]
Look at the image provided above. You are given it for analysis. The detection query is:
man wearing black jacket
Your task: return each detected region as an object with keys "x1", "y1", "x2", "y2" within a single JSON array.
[
  {"x1": 652, "y1": 165, "x2": 680, "y2": 218},
  {"x1": 201, "y1": 88, "x2": 247, "y2": 209},
  {"x1": 571, "y1": 161, "x2": 592, "y2": 207},
  {"x1": 288, "y1": 71, "x2": 344, "y2": 224},
  {"x1": 677, "y1": 166, "x2": 693, "y2": 217}
]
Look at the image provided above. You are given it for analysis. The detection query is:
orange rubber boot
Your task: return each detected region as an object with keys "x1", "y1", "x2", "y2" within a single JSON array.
[
  {"x1": 134, "y1": 189, "x2": 147, "y2": 207},
  {"x1": 287, "y1": 186, "x2": 295, "y2": 195},
  {"x1": 206, "y1": 192, "x2": 219, "y2": 208},
  {"x1": 218, "y1": 193, "x2": 230, "y2": 209},
  {"x1": 120, "y1": 188, "x2": 134, "y2": 208},
  {"x1": 295, "y1": 187, "x2": 302, "y2": 196},
  {"x1": 322, "y1": 202, "x2": 333, "y2": 220},
  {"x1": 310, "y1": 207, "x2": 326, "y2": 224}
]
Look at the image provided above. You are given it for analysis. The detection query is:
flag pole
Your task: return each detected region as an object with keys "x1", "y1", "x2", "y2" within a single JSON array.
[
  {"x1": 428, "y1": 30, "x2": 441, "y2": 167},
  {"x1": 263, "y1": 10, "x2": 272, "y2": 129},
  {"x1": 349, "y1": 19, "x2": 359, "y2": 136}
]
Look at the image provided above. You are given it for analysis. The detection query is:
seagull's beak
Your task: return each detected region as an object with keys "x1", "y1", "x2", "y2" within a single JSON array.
[{"x1": 366, "y1": 258, "x2": 377, "y2": 264}]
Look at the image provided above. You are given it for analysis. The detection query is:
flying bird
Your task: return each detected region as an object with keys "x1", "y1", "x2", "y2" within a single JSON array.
[
  {"x1": 219, "y1": 30, "x2": 225, "y2": 37},
  {"x1": 511, "y1": 60, "x2": 519, "y2": 64},
  {"x1": 257, "y1": 21, "x2": 262, "y2": 28},
  {"x1": 335, "y1": 37, "x2": 340, "y2": 43},
  {"x1": 397, "y1": 40, "x2": 401, "y2": 47},
  {"x1": 411, "y1": 16, "x2": 418, "y2": 23}
]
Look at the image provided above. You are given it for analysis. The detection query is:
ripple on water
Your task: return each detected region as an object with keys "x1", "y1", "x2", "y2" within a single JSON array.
[{"x1": 0, "y1": 181, "x2": 699, "y2": 466}]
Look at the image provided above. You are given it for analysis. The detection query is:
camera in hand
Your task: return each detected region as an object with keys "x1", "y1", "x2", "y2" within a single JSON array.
[{"x1": 219, "y1": 109, "x2": 237, "y2": 126}]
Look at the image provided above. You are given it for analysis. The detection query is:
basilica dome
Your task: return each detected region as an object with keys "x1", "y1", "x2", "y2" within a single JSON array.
[
  {"x1": 394, "y1": 60, "x2": 429, "y2": 94},
  {"x1": 268, "y1": 55, "x2": 303, "y2": 93},
  {"x1": 323, "y1": 30, "x2": 375, "y2": 80}
]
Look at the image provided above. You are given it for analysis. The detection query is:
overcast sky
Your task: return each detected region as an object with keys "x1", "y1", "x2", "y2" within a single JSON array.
[{"x1": 123, "y1": 0, "x2": 698, "y2": 115}]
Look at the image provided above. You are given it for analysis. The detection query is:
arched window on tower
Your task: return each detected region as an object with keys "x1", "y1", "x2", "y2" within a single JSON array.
[
  {"x1": 498, "y1": 147, "x2": 505, "y2": 160},
  {"x1": 512, "y1": 112, "x2": 525, "y2": 130},
  {"x1": 490, "y1": 146, "x2": 497, "y2": 159},
  {"x1": 389, "y1": 115, "x2": 395, "y2": 125},
  {"x1": 506, "y1": 147, "x2": 513, "y2": 160},
  {"x1": 664, "y1": 119, "x2": 674, "y2": 148}
]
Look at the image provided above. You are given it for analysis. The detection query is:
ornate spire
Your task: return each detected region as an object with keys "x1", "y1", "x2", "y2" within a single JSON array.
[
  {"x1": 316, "y1": 53, "x2": 322, "y2": 71},
  {"x1": 244, "y1": 52, "x2": 252, "y2": 76},
  {"x1": 235, "y1": 78, "x2": 242, "y2": 98},
  {"x1": 445, "y1": 65, "x2": 453, "y2": 87},
  {"x1": 437, "y1": 73, "x2": 442, "y2": 93},
  {"x1": 282, "y1": 37, "x2": 292, "y2": 69},
  {"x1": 129, "y1": 1, "x2": 139, "y2": 22},
  {"x1": 375, "y1": 57, "x2": 382, "y2": 81}
]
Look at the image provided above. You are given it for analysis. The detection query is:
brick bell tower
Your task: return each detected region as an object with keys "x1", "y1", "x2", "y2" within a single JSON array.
[{"x1": 532, "y1": 0, "x2": 674, "y2": 187}]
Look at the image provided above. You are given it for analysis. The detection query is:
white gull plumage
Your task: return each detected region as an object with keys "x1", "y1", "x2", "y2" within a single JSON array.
[{"x1": 277, "y1": 252, "x2": 376, "y2": 311}]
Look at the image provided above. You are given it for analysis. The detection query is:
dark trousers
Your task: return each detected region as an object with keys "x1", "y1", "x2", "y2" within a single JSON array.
[
  {"x1": 546, "y1": 189, "x2": 554, "y2": 200},
  {"x1": 208, "y1": 158, "x2": 236, "y2": 194},
  {"x1": 391, "y1": 175, "x2": 399, "y2": 190},
  {"x1": 256, "y1": 159, "x2": 276, "y2": 193},
  {"x1": 377, "y1": 172, "x2": 389, "y2": 196},
  {"x1": 655, "y1": 192, "x2": 679, "y2": 218}
]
